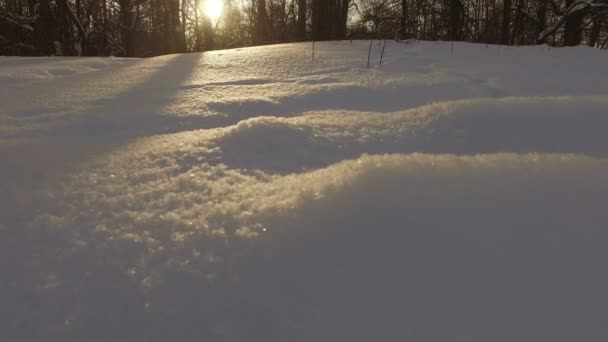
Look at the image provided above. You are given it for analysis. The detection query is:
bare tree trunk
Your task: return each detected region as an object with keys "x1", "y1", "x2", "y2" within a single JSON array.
[
  {"x1": 336, "y1": 0, "x2": 350, "y2": 40},
  {"x1": 448, "y1": 0, "x2": 464, "y2": 41},
  {"x1": 312, "y1": 0, "x2": 327, "y2": 40},
  {"x1": 535, "y1": 0, "x2": 547, "y2": 43},
  {"x1": 588, "y1": 16, "x2": 601, "y2": 47},
  {"x1": 401, "y1": 0, "x2": 408, "y2": 39},
  {"x1": 202, "y1": 14, "x2": 214, "y2": 50},
  {"x1": 511, "y1": 0, "x2": 523, "y2": 44},
  {"x1": 296, "y1": 0, "x2": 306, "y2": 41},
  {"x1": 312, "y1": 0, "x2": 349, "y2": 41},
  {"x1": 36, "y1": 0, "x2": 56, "y2": 55},
  {"x1": 168, "y1": 0, "x2": 185, "y2": 53},
  {"x1": 58, "y1": 0, "x2": 87, "y2": 55},
  {"x1": 501, "y1": 0, "x2": 512, "y2": 44},
  {"x1": 119, "y1": 0, "x2": 135, "y2": 55},
  {"x1": 564, "y1": 0, "x2": 584, "y2": 46},
  {"x1": 254, "y1": 0, "x2": 268, "y2": 44}
]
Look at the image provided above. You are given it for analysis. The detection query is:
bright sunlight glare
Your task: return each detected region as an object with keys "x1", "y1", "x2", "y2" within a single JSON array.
[{"x1": 204, "y1": 0, "x2": 223, "y2": 23}]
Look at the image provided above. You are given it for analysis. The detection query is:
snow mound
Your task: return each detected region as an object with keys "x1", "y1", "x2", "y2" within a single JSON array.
[
  {"x1": 3, "y1": 41, "x2": 608, "y2": 341},
  {"x1": 12, "y1": 153, "x2": 608, "y2": 341},
  {"x1": 213, "y1": 95, "x2": 608, "y2": 173},
  {"x1": 253, "y1": 153, "x2": 608, "y2": 342}
]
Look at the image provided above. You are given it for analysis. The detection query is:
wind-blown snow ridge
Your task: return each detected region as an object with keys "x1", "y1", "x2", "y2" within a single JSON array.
[
  {"x1": 217, "y1": 95, "x2": 608, "y2": 172},
  {"x1": 2, "y1": 41, "x2": 608, "y2": 341}
]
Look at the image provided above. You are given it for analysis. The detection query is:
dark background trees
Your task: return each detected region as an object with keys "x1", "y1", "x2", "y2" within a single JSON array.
[
  {"x1": 312, "y1": 0, "x2": 350, "y2": 40},
  {"x1": 356, "y1": 0, "x2": 608, "y2": 47},
  {"x1": 1, "y1": 0, "x2": 607, "y2": 56}
]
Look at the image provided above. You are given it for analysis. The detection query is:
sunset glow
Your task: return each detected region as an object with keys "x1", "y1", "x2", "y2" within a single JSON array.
[{"x1": 203, "y1": 0, "x2": 223, "y2": 23}]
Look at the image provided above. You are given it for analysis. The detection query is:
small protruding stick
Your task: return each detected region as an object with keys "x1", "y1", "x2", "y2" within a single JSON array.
[
  {"x1": 379, "y1": 40, "x2": 388, "y2": 66},
  {"x1": 367, "y1": 39, "x2": 374, "y2": 68}
]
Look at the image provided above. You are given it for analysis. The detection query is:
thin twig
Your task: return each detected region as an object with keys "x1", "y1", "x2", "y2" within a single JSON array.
[
  {"x1": 379, "y1": 39, "x2": 388, "y2": 66},
  {"x1": 367, "y1": 39, "x2": 374, "y2": 68}
]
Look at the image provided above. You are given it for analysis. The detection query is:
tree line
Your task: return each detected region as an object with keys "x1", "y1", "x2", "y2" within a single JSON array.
[
  {"x1": 1, "y1": 0, "x2": 607, "y2": 56},
  {"x1": 355, "y1": 0, "x2": 608, "y2": 47}
]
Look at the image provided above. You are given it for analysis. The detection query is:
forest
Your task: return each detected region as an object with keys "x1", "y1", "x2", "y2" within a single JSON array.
[{"x1": 1, "y1": 0, "x2": 607, "y2": 56}]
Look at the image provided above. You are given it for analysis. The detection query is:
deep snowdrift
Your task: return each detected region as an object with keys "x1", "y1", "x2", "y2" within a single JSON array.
[{"x1": 1, "y1": 41, "x2": 608, "y2": 341}]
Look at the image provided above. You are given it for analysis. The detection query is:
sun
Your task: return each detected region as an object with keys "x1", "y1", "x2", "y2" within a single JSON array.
[{"x1": 203, "y1": 0, "x2": 223, "y2": 23}]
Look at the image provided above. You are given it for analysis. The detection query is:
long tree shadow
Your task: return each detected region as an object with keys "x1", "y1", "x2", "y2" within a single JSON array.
[
  {"x1": 1, "y1": 54, "x2": 207, "y2": 341},
  {"x1": 53, "y1": 53, "x2": 205, "y2": 140},
  {"x1": 1, "y1": 53, "x2": 202, "y2": 224}
]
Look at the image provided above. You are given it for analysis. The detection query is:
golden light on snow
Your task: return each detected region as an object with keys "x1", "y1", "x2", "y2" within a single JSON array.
[{"x1": 203, "y1": 0, "x2": 223, "y2": 23}]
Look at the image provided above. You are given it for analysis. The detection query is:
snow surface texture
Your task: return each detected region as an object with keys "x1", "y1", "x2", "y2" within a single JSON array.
[{"x1": 1, "y1": 41, "x2": 608, "y2": 341}]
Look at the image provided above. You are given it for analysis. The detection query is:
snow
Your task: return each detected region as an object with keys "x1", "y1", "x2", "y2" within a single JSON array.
[
  {"x1": 1, "y1": 41, "x2": 608, "y2": 341},
  {"x1": 0, "y1": 56, "x2": 134, "y2": 84}
]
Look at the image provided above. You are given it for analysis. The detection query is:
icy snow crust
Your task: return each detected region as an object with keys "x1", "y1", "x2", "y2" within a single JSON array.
[{"x1": 1, "y1": 41, "x2": 608, "y2": 341}]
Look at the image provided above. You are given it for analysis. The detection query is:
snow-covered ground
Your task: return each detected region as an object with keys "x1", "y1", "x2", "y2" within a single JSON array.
[{"x1": 1, "y1": 41, "x2": 608, "y2": 341}]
